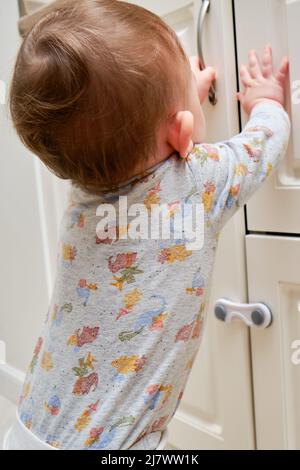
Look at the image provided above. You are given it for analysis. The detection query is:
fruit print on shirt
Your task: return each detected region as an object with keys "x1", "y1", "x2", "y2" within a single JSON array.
[
  {"x1": 111, "y1": 355, "x2": 147, "y2": 381},
  {"x1": 116, "y1": 288, "x2": 142, "y2": 321},
  {"x1": 75, "y1": 400, "x2": 100, "y2": 432},
  {"x1": 143, "y1": 384, "x2": 173, "y2": 411},
  {"x1": 76, "y1": 279, "x2": 98, "y2": 306},
  {"x1": 158, "y1": 244, "x2": 192, "y2": 264},
  {"x1": 72, "y1": 353, "x2": 99, "y2": 395},
  {"x1": 62, "y1": 243, "x2": 77, "y2": 267},
  {"x1": 51, "y1": 303, "x2": 73, "y2": 327},
  {"x1": 44, "y1": 395, "x2": 61, "y2": 415},
  {"x1": 108, "y1": 252, "x2": 144, "y2": 291},
  {"x1": 118, "y1": 295, "x2": 168, "y2": 342},
  {"x1": 85, "y1": 416, "x2": 135, "y2": 449},
  {"x1": 186, "y1": 269, "x2": 205, "y2": 297},
  {"x1": 67, "y1": 326, "x2": 100, "y2": 352}
]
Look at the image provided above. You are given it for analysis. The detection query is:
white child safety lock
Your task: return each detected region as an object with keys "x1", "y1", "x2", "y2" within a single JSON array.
[{"x1": 214, "y1": 298, "x2": 273, "y2": 329}]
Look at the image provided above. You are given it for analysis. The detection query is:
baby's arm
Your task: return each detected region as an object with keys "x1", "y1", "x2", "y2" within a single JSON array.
[
  {"x1": 188, "y1": 46, "x2": 290, "y2": 232},
  {"x1": 188, "y1": 102, "x2": 290, "y2": 231}
]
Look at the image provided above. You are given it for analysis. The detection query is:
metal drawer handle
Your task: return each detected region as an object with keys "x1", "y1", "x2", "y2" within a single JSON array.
[
  {"x1": 197, "y1": 0, "x2": 217, "y2": 105},
  {"x1": 214, "y1": 298, "x2": 273, "y2": 328}
]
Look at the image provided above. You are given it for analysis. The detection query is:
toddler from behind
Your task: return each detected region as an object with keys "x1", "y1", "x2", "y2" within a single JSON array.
[{"x1": 6, "y1": 0, "x2": 290, "y2": 450}]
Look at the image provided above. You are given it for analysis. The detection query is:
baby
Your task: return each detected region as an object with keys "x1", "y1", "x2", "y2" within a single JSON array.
[{"x1": 6, "y1": 0, "x2": 290, "y2": 450}]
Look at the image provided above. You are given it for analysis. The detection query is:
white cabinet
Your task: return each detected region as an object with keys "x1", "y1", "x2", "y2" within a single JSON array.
[
  {"x1": 1, "y1": 0, "x2": 299, "y2": 450},
  {"x1": 246, "y1": 235, "x2": 300, "y2": 449},
  {"x1": 235, "y1": 0, "x2": 300, "y2": 234},
  {"x1": 235, "y1": 0, "x2": 300, "y2": 450}
]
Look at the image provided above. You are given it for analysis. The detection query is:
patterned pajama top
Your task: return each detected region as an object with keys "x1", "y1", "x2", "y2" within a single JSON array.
[{"x1": 18, "y1": 102, "x2": 290, "y2": 449}]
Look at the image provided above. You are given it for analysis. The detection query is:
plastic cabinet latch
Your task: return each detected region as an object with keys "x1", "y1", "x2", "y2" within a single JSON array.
[{"x1": 214, "y1": 298, "x2": 272, "y2": 329}]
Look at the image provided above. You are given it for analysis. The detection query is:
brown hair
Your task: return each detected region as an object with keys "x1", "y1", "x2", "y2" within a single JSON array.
[{"x1": 9, "y1": 0, "x2": 190, "y2": 193}]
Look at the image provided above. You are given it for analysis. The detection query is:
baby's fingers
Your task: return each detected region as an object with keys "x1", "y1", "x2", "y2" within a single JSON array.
[
  {"x1": 189, "y1": 56, "x2": 201, "y2": 72},
  {"x1": 198, "y1": 66, "x2": 216, "y2": 103},
  {"x1": 262, "y1": 45, "x2": 273, "y2": 78},
  {"x1": 200, "y1": 66, "x2": 216, "y2": 83},
  {"x1": 275, "y1": 56, "x2": 289, "y2": 85},
  {"x1": 236, "y1": 91, "x2": 245, "y2": 105},
  {"x1": 248, "y1": 50, "x2": 263, "y2": 79},
  {"x1": 240, "y1": 64, "x2": 252, "y2": 87}
]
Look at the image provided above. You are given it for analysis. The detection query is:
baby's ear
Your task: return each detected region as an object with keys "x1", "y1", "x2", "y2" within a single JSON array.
[{"x1": 167, "y1": 110, "x2": 194, "y2": 158}]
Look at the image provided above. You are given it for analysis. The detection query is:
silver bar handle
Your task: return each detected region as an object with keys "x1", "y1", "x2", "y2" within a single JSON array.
[{"x1": 197, "y1": 0, "x2": 217, "y2": 105}]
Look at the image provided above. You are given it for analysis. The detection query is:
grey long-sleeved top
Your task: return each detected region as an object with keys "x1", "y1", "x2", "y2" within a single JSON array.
[{"x1": 17, "y1": 102, "x2": 290, "y2": 449}]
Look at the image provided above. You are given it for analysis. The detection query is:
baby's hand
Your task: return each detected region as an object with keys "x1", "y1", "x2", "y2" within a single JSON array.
[
  {"x1": 189, "y1": 56, "x2": 216, "y2": 104},
  {"x1": 237, "y1": 46, "x2": 289, "y2": 114}
]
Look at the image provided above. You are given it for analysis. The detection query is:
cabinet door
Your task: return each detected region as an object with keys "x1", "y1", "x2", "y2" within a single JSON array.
[
  {"x1": 234, "y1": 0, "x2": 300, "y2": 234},
  {"x1": 246, "y1": 235, "x2": 300, "y2": 449}
]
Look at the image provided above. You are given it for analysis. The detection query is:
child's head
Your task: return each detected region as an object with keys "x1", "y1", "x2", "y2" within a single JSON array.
[{"x1": 9, "y1": 0, "x2": 204, "y2": 193}]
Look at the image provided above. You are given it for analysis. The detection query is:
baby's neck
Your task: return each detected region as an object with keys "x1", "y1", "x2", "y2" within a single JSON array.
[{"x1": 133, "y1": 140, "x2": 175, "y2": 177}]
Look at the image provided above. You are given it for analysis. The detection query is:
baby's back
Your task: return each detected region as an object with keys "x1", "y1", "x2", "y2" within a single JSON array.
[
  {"x1": 18, "y1": 153, "x2": 213, "y2": 450},
  {"x1": 17, "y1": 101, "x2": 291, "y2": 449}
]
